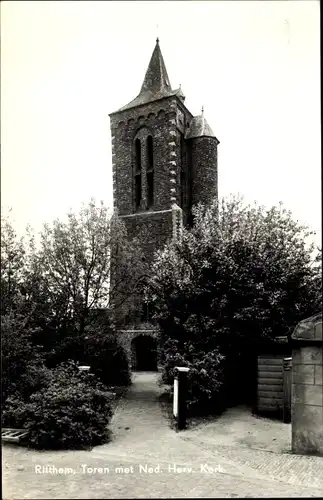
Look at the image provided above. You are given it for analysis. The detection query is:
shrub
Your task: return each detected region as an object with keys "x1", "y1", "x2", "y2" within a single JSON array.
[
  {"x1": 148, "y1": 197, "x2": 322, "y2": 409},
  {"x1": 81, "y1": 325, "x2": 131, "y2": 387},
  {"x1": 2, "y1": 361, "x2": 114, "y2": 450},
  {"x1": 43, "y1": 322, "x2": 131, "y2": 388},
  {"x1": 161, "y1": 339, "x2": 225, "y2": 415},
  {"x1": 2, "y1": 395, "x2": 30, "y2": 429},
  {"x1": 1, "y1": 312, "x2": 45, "y2": 402},
  {"x1": 17, "y1": 363, "x2": 53, "y2": 401},
  {"x1": 35, "y1": 322, "x2": 80, "y2": 369},
  {"x1": 86, "y1": 337, "x2": 131, "y2": 387}
]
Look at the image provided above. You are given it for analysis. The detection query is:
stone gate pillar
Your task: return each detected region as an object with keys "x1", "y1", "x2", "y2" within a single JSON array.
[{"x1": 291, "y1": 312, "x2": 323, "y2": 456}]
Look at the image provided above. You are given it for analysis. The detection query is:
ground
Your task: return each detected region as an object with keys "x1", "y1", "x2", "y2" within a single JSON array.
[{"x1": 3, "y1": 372, "x2": 323, "y2": 499}]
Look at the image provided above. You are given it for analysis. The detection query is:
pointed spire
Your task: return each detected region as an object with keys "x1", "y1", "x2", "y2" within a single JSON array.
[
  {"x1": 140, "y1": 38, "x2": 172, "y2": 94},
  {"x1": 185, "y1": 108, "x2": 218, "y2": 141},
  {"x1": 111, "y1": 39, "x2": 179, "y2": 114}
]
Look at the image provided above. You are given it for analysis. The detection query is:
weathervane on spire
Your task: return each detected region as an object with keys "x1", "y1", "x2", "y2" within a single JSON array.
[
  {"x1": 156, "y1": 23, "x2": 159, "y2": 44},
  {"x1": 201, "y1": 106, "x2": 204, "y2": 115}
]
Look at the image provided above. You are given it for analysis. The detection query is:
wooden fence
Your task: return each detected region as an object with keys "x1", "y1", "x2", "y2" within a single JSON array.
[{"x1": 257, "y1": 354, "x2": 286, "y2": 418}]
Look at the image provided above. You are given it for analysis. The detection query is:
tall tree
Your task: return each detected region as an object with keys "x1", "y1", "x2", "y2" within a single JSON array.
[
  {"x1": 147, "y1": 195, "x2": 322, "y2": 351},
  {"x1": 36, "y1": 199, "x2": 147, "y2": 335},
  {"x1": 1, "y1": 216, "x2": 26, "y2": 314},
  {"x1": 147, "y1": 196, "x2": 322, "y2": 406}
]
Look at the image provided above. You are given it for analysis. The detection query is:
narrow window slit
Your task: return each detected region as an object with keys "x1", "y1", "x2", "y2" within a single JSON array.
[
  {"x1": 134, "y1": 138, "x2": 142, "y2": 210},
  {"x1": 146, "y1": 136, "x2": 154, "y2": 208}
]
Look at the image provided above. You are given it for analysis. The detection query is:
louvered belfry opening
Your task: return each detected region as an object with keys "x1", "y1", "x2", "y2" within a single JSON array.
[
  {"x1": 146, "y1": 135, "x2": 154, "y2": 208},
  {"x1": 134, "y1": 138, "x2": 142, "y2": 210}
]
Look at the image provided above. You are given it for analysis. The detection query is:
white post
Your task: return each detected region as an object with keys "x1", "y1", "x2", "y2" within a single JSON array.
[
  {"x1": 173, "y1": 367, "x2": 190, "y2": 430},
  {"x1": 78, "y1": 366, "x2": 90, "y2": 372}
]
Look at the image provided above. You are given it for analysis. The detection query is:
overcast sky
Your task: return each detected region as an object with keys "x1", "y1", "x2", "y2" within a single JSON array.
[{"x1": 1, "y1": 1, "x2": 321, "y2": 246}]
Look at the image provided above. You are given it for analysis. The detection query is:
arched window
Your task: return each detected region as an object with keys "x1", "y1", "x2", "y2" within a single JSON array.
[
  {"x1": 134, "y1": 138, "x2": 142, "y2": 210},
  {"x1": 146, "y1": 135, "x2": 154, "y2": 208}
]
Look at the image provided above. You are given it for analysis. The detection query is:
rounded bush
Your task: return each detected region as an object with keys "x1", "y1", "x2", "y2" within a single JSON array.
[
  {"x1": 2, "y1": 394, "x2": 30, "y2": 429},
  {"x1": 1, "y1": 313, "x2": 44, "y2": 402},
  {"x1": 82, "y1": 330, "x2": 131, "y2": 387},
  {"x1": 2, "y1": 361, "x2": 114, "y2": 450},
  {"x1": 89, "y1": 341, "x2": 131, "y2": 387},
  {"x1": 44, "y1": 325, "x2": 132, "y2": 388},
  {"x1": 161, "y1": 339, "x2": 225, "y2": 416}
]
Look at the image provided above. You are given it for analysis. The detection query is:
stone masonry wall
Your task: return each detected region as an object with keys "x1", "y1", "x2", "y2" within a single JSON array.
[
  {"x1": 189, "y1": 136, "x2": 218, "y2": 209},
  {"x1": 291, "y1": 314, "x2": 323, "y2": 456},
  {"x1": 110, "y1": 96, "x2": 189, "y2": 329},
  {"x1": 115, "y1": 209, "x2": 174, "y2": 326},
  {"x1": 110, "y1": 96, "x2": 192, "y2": 218},
  {"x1": 121, "y1": 209, "x2": 174, "y2": 262},
  {"x1": 115, "y1": 207, "x2": 183, "y2": 327}
]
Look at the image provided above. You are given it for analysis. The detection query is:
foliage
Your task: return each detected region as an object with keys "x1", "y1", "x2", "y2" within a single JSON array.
[
  {"x1": 149, "y1": 196, "x2": 322, "y2": 347},
  {"x1": 162, "y1": 339, "x2": 225, "y2": 415},
  {"x1": 1, "y1": 312, "x2": 45, "y2": 402},
  {"x1": 83, "y1": 322, "x2": 131, "y2": 387},
  {"x1": 1, "y1": 205, "x2": 135, "y2": 450},
  {"x1": 1, "y1": 201, "x2": 147, "y2": 338},
  {"x1": 36, "y1": 199, "x2": 147, "y2": 335},
  {"x1": 1, "y1": 202, "x2": 140, "y2": 399},
  {"x1": 2, "y1": 362, "x2": 114, "y2": 450},
  {"x1": 147, "y1": 196, "x2": 322, "y2": 406},
  {"x1": 39, "y1": 313, "x2": 131, "y2": 387},
  {"x1": 0, "y1": 216, "x2": 26, "y2": 315}
]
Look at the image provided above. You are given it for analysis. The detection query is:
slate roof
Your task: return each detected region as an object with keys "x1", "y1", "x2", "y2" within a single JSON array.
[
  {"x1": 291, "y1": 312, "x2": 322, "y2": 342},
  {"x1": 185, "y1": 113, "x2": 219, "y2": 141},
  {"x1": 111, "y1": 39, "x2": 184, "y2": 115}
]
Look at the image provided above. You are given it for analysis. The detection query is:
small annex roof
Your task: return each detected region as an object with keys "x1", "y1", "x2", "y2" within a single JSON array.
[
  {"x1": 292, "y1": 312, "x2": 322, "y2": 342},
  {"x1": 185, "y1": 110, "x2": 219, "y2": 141},
  {"x1": 110, "y1": 39, "x2": 184, "y2": 115}
]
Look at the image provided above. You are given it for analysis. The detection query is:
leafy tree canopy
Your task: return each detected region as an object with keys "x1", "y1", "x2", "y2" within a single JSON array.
[{"x1": 147, "y1": 195, "x2": 322, "y2": 354}]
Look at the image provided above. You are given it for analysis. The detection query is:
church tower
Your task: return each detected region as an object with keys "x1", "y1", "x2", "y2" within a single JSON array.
[{"x1": 109, "y1": 39, "x2": 219, "y2": 334}]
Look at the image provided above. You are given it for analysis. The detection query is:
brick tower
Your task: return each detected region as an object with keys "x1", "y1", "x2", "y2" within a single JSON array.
[{"x1": 109, "y1": 39, "x2": 219, "y2": 369}]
